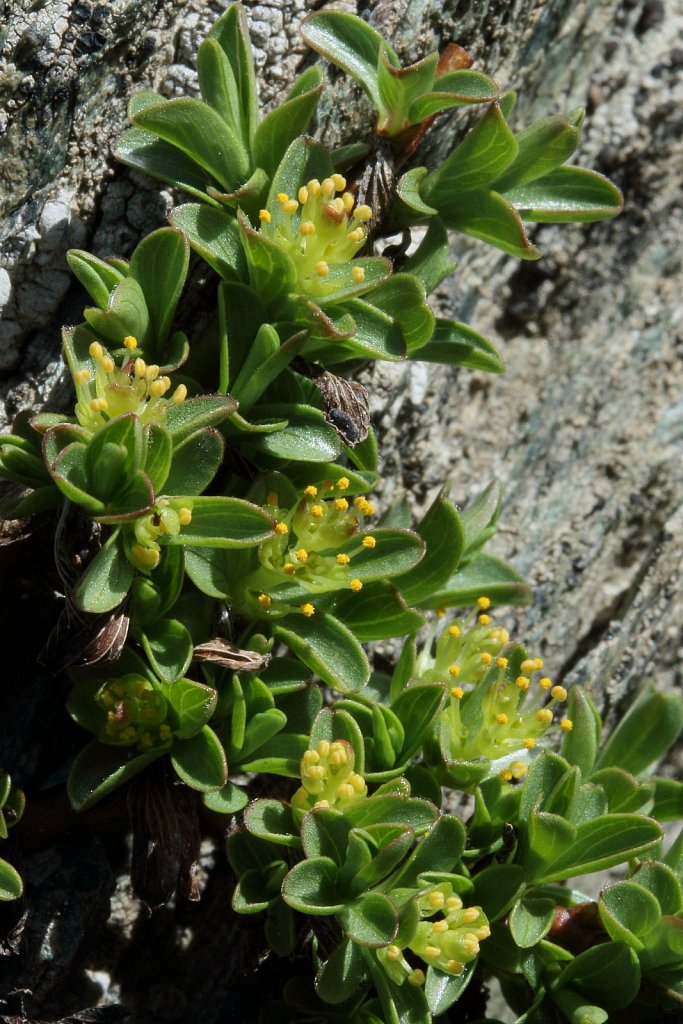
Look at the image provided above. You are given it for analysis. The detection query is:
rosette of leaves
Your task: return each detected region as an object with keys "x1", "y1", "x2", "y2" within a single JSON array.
[
  {"x1": 115, "y1": 3, "x2": 323, "y2": 214},
  {"x1": 0, "y1": 770, "x2": 24, "y2": 901}
]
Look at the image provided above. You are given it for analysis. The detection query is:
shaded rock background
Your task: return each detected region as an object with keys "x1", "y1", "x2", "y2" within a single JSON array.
[{"x1": 0, "y1": 0, "x2": 681, "y2": 1020}]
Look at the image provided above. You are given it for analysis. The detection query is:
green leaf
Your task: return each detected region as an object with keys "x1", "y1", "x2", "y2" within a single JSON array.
[
  {"x1": 114, "y1": 127, "x2": 222, "y2": 204},
  {"x1": 459, "y1": 480, "x2": 501, "y2": 558},
  {"x1": 392, "y1": 814, "x2": 465, "y2": 887},
  {"x1": 365, "y1": 274, "x2": 435, "y2": 353},
  {"x1": 208, "y1": 2, "x2": 259, "y2": 148},
  {"x1": 170, "y1": 726, "x2": 227, "y2": 791},
  {"x1": 377, "y1": 51, "x2": 437, "y2": 135},
  {"x1": 140, "y1": 619, "x2": 193, "y2": 684},
  {"x1": 471, "y1": 863, "x2": 528, "y2": 921},
  {"x1": 169, "y1": 204, "x2": 245, "y2": 280},
  {"x1": 340, "y1": 892, "x2": 398, "y2": 947},
  {"x1": 314, "y1": 297, "x2": 407, "y2": 363},
  {"x1": 403, "y1": 219, "x2": 457, "y2": 293},
  {"x1": 598, "y1": 880, "x2": 661, "y2": 950},
  {"x1": 651, "y1": 777, "x2": 683, "y2": 822},
  {"x1": 239, "y1": 215, "x2": 297, "y2": 314},
  {"x1": 493, "y1": 109, "x2": 584, "y2": 191},
  {"x1": 437, "y1": 188, "x2": 541, "y2": 260},
  {"x1": 203, "y1": 781, "x2": 248, "y2": 815},
  {"x1": 631, "y1": 860, "x2": 683, "y2": 916},
  {"x1": 509, "y1": 893, "x2": 556, "y2": 948},
  {"x1": 282, "y1": 856, "x2": 344, "y2": 914},
  {"x1": 534, "y1": 814, "x2": 662, "y2": 884},
  {"x1": 243, "y1": 404, "x2": 342, "y2": 462},
  {"x1": 396, "y1": 490, "x2": 464, "y2": 606},
  {"x1": 273, "y1": 612, "x2": 370, "y2": 693},
  {"x1": 68, "y1": 741, "x2": 162, "y2": 811},
  {"x1": 162, "y1": 496, "x2": 274, "y2": 548},
  {"x1": 0, "y1": 859, "x2": 23, "y2": 901},
  {"x1": 301, "y1": 807, "x2": 352, "y2": 866},
  {"x1": 392, "y1": 683, "x2": 445, "y2": 762},
  {"x1": 408, "y1": 69, "x2": 499, "y2": 123},
  {"x1": 165, "y1": 394, "x2": 238, "y2": 442},
  {"x1": 411, "y1": 317, "x2": 504, "y2": 372},
  {"x1": 253, "y1": 69, "x2": 323, "y2": 177},
  {"x1": 315, "y1": 939, "x2": 368, "y2": 1005},
  {"x1": 503, "y1": 166, "x2": 624, "y2": 223},
  {"x1": 335, "y1": 528, "x2": 425, "y2": 581},
  {"x1": 562, "y1": 688, "x2": 600, "y2": 777},
  {"x1": 129, "y1": 228, "x2": 189, "y2": 355},
  {"x1": 245, "y1": 798, "x2": 301, "y2": 848},
  {"x1": 144, "y1": 424, "x2": 172, "y2": 493},
  {"x1": 344, "y1": 795, "x2": 439, "y2": 834},
  {"x1": 162, "y1": 677, "x2": 217, "y2": 738},
  {"x1": 132, "y1": 98, "x2": 250, "y2": 192},
  {"x1": 310, "y1": 706, "x2": 365, "y2": 774},
  {"x1": 422, "y1": 103, "x2": 518, "y2": 197},
  {"x1": 72, "y1": 530, "x2": 134, "y2": 613},
  {"x1": 165, "y1": 428, "x2": 224, "y2": 496},
  {"x1": 588, "y1": 768, "x2": 653, "y2": 814},
  {"x1": 395, "y1": 167, "x2": 438, "y2": 218},
  {"x1": 265, "y1": 136, "x2": 333, "y2": 212},
  {"x1": 197, "y1": 37, "x2": 242, "y2": 135},
  {"x1": 67, "y1": 249, "x2": 126, "y2": 308},
  {"x1": 424, "y1": 962, "x2": 476, "y2": 1016},
  {"x1": 427, "y1": 552, "x2": 531, "y2": 609},
  {"x1": 594, "y1": 681, "x2": 683, "y2": 775},
  {"x1": 333, "y1": 581, "x2": 426, "y2": 641},
  {"x1": 231, "y1": 328, "x2": 307, "y2": 414},
  {"x1": 554, "y1": 942, "x2": 640, "y2": 1010},
  {"x1": 302, "y1": 11, "x2": 388, "y2": 110},
  {"x1": 84, "y1": 276, "x2": 150, "y2": 346}
]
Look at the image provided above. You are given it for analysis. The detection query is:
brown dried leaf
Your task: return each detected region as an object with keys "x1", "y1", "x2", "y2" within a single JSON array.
[
  {"x1": 193, "y1": 638, "x2": 271, "y2": 672},
  {"x1": 311, "y1": 370, "x2": 370, "y2": 447}
]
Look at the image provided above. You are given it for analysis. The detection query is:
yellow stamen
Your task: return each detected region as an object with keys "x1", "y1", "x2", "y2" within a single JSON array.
[
  {"x1": 537, "y1": 708, "x2": 553, "y2": 724},
  {"x1": 429, "y1": 891, "x2": 445, "y2": 909},
  {"x1": 74, "y1": 369, "x2": 90, "y2": 384},
  {"x1": 432, "y1": 919, "x2": 449, "y2": 933},
  {"x1": 496, "y1": 657, "x2": 509, "y2": 669},
  {"x1": 259, "y1": 209, "x2": 271, "y2": 223},
  {"x1": 311, "y1": 504, "x2": 324, "y2": 518},
  {"x1": 351, "y1": 266, "x2": 366, "y2": 284},
  {"x1": 331, "y1": 173, "x2": 346, "y2": 191},
  {"x1": 362, "y1": 535, "x2": 376, "y2": 548},
  {"x1": 349, "y1": 578, "x2": 363, "y2": 592},
  {"x1": 89, "y1": 341, "x2": 104, "y2": 360},
  {"x1": 448, "y1": 624, "x2": 461, "y2": 638},
  {"x1": 354, "y1": 204, "x2": 372, "y2": 222},
  {"x1": 258, "y1": 594, "x2": 271, "y2": 609},
  {"x1": 408, "y1": 969, "x2": 425, "y2": 987},
  {"x1": 334, "y1": 498, "x2": 349, "y2": 511},
  {"x1": 321, "y1": 177, "x2": 335, "y2": 197},
  {"x1": 521, "y1": 659, "x2": 538, "y2": 674},
  {"x1": 298, "y1": 186, "x2": 309, "y2": 204},
  {"x1": 447, "y1": 960, "x2": 464, "y2": 975},
  {"x1": 551, "y1": 685, "x2": 567, "y2": 701},
  {"x1": 386, "y1": 945, "x2": 402, "y2": 962},
  {"x1": 123, "y1": 335, "x2": 138, "y2": 349},
  {"x1": 172, "y1": 384, "x2": 187, "y2": 403},
  {"x1": 276, "y1": 192, "x2": 289, "y2": 204},
  {"x1": 101, "y1": 356, "x2": 114, "y2": 373},
  {"x1": 424, "y1": 946, "x2": 441, "y2": 960},
  {"x1": 145, "y1": 364, "x2": 160, "y2": 382},
  {"x1": 317, "y1": 740, "x2": 330, "y2": 757},
  {"x1": 301, "y1": 603, "x2": 315, "y2": 617},
  {"x1": 296, "y1": 548, "x2": 308, "y2": 561},
  {"x1": 313, "y1": 799, "x2": 330, "y2": 809},
  {"x1": 342, "y1": 191, "x2": 354, "y2": 213},
  {"x1": 90, "y1": 398, "x2": 108, "y2": 411},
  {"x1": 314, "y1": 260, "x2": 329, "y2": 277},
  {"x1": 447, "y1": 896, "x2": 462, "y2": 911},
  {"x1": 449, "y1": 665, "x2": 460, "y2": 677},
  {"x1": 479, "y1": 614, "x2": 491, "y2": 625},
  {"x1": 284, "y1": 563, "x2": 296, "y2": 575},
  {"x1": 516, "y1": 676, "x2": 530, "y2": 691},
  {"x1": 337, "y1": 783, "x2": 354, "y2": 800},
  {"x1": 148, "y1": 379, "x2": 166, "y2": 397},
  {"x1": 462, "y1": 908, "x2": 479, "y2": 923},
  {"x1": 477, "y1": 596, "x2": 490, "y2": 609},
  {"x1": 347, "y1": 228, "x2": 364, "y2": 243},
  {"x1": 304, "y1": 485, "x2": 318, "y2": 497},
  {"x1": 511, "y1": 761, "x2": 528, "y2": 779},
  {"x1": 302, "y1": 750, "x2": 319, "y2": 764},
  {"x1": 524, "y1": 737, "x2": 536, "y2": 749},
  {"x1": 159, "y1": 724, "x2": 172, "y2": 741},
  {"x1": 307, "y1": 178, "x2": 321, "y2": 197},
  {"x1": 496, "y1": 713, "x2": 509, "y2": 725},
  {"x1": 336, "y1": 553, "x2": 351, "y2": 565},
  {"x1": 534, "y1": 657, "x2": 544, "y2": 670},
  {"x1": 337, "y1": 477, "x2": 350, "y2": 490},
  {"x1": 480, "y1": 653, "x2": 492, "y2": 665},
  {"x1": 501, "y1": 769, "x2": 513, "y2": 782},
  {"x1": 540, "y1": 677, "x2": 552, "y2": 690},
  {"x1": 451, "y1": 686, "x2": 464, "y2": 699},
  {"x1": 275, "y1": 522, "x2": 289, "y2": 536},
  {"x1": 299, "y1": 220, "x2": 316, "y2": 236},
  {"x1": 283, "y1": 199, "x2": 299, "y2": 215},
  {"x1": 561, "y1": 718, "x2": 573, "y2": 731},
  {"x1": 436, "y1": 608, "x2": 446, "y2": 618}
]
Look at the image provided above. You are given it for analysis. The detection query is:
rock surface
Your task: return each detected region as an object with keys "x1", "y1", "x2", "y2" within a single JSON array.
[{"x1": 0, "y1": 0, "x2": 681, "y2": 1019}]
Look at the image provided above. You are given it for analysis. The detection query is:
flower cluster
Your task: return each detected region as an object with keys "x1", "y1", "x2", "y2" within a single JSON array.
[
  {"x1": 95, "y1": 674, "x2": 172, "y2": 751},
  {"x1": 291, "y1": 738, "x2": 367, "y2": 822},
  {"x1": 123, "y1": 498, "x2": 193, "y2": 571}
]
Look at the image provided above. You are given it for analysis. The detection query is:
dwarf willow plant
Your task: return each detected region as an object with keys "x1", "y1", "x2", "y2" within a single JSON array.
[{"x1": 0, "y1": 5, "x2": 681, "y2": 1024}]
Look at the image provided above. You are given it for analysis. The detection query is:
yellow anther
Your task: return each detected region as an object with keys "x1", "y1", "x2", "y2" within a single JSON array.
[
  {"x1": 521, "y1": 659, "x2": 538, "y2": 674},
  {"x1": 480, "y1": 653, "x2": 492, "y2": 665},
  {"x1": 259, "y1": 209, "x2": 271, "y2": 223},
  {"x1": 478, "y1": 614, "x2": 491, "y2": 625},
  {"x1": 511, "y1": 761, "x2": 528, "y2": 779},
  {"x1": 347, "y1": 228, "x2": 364, "y2": 243},
  {"x1": 134, "y1": 358, "x2": 147, "y2": 378},
  {"x1": 496, "y1": 713, "x2": 509, "y2": 726},
  {"x1": 408, "y1": 969, "x2": 425, "y2": 987},
  {"x1": 524, "y1": 737, "x2": 536, "y2": 749},
  {"x1": 145, "y1": 364, "x2": 160, "y2": 381},
  {"x1": 298, "y1": 186, "x2": 309, "y2": 204},
  {"x1": 462, "y1": 908, "x2": 479, "y2": 923},
  {"x1": 172, "y1": 384, "x2": 187, "y2": 403},
  {"x1": 516, "y1": 676, "x2": 530, "y2": 691},
  {"x1": 296, "y1": 548, "x2": 308, "y2": 561},
  {"x1": 534, "y1": 657, "x2": 544, "y2": 670},
  {"x1": 159, "y1": 724, "x2": 172, "y2": 741},
  {"x1": 447, "y1": 960, "x2": 464, "y2": 975},
  {"x1": 361, "y1": 501, "x2": 376, "y2": 515},
  {"x1": 311, "y1": 504, "x2": 324, "y2": 518},
  {"x1": 258, "y1": 594, "x2": 271, "y2": 609},
  {"x1": 495, "y1": 627, "x2": 511, "y2": 644},
  {"x1": 353, "y1": 496, "x2": 365, "y2": 508},
  {"x1": 302, "y1": 750, "x2": 320, "y2": 764},
  {"x1": 537, "y1": 708, "x2": 553, "y2": 724},
  {"x1": 386, "y1": 945, "x2": 402, "y2": 962},
  {"x1": 301, "y1": 603, "x2": 315, "y2": 617},
  {"x1": 283, "y1": 199, "x2": 299, "y2": 215},
  {"x1": 276, "y1": 193, "x2": 289, "y2": 204},
  {"x1": 284, "y1": 563, "x2": 296, "y2": 575},
  {"x1": 497, "y1": 657, "x2": 509, "y2": 669},
  {"x1": 337, "y1": 783, "x2": 354, "y2": 800},
  {"x1": 501, "y1": 769, "x2": 513, "y2": 782},
  {"x1": 425, "y1": 945, "x2": 441, "y2": 960},
  {"x1": 351, "y1": 266, "x2": 366, "y2": 284},
  {"x1": 89, "y1": 397, "x2": 108, "y2": 411},
  {"x1": 337, "y1": 477, "x2": 350, "y2": 490},
  {"x1": 148, "y1": 379, "x2": 166, "y2": 397},
  {"x1": 336, "y1": 553, "x2": 351, "y2": 565},
  {"x1": 317, "y1": 740, "x2": 330, "y2": 757},
  {"x1": 306, "y1": 765, "x2": 325, "y2": 781},
  {"x1": 307, "y1": 178, "x2": 321, "y2": 197},
  {"x1": 432, "y1": 919, "x2": 449, "y2": 933},
  {"x1": 342, "y1": 191, "x2": 354, "y2": 213},
  {"x1": 299, "y1": 220, "x2": 316, "y2": 236},
  {"x1": 475, "y1": 925, "x2": 491, "y2": 939},
  {"x1": 451, "y1": 686, "x2": 464, "y2": 699},
  {"x1": 349, "y1": 578, "x2": 363, "y2": 592},
  {"x1": 350, "y1": 773, "x2": 366, "y2": 793},
  {"x1": 275, "y1": 521, "x2": 289, "y2": 536},
  {"x1": 139, "y1": 732, "x2": 153, "y2": 750},
  {"x1": 477, "y1": 596, "x2": 491, "y2": 609},
  {"x1": 354, "y1": 204, "x2": 372, "y2": 222},
  {"x1": 314, "y1": 260, "x2": 329, "y2": 277},
  {"x1": 304, "y1": 485, "x2": 318, "y2": 497},
  {"x1": 313, "y1": 799, "x2": 330, "y2": 809},
  {"x1": 123, "y1": 335, "x2": 138, "y2": 349},
  {"x1": 334, "y1": 498, "x2": 349, "y2": 511},
  {"x1": 321, "y1": 177, "x2": 335, "y2": 197},
  {"x1": 178, "y1": 506, "x2": 192, "y2": 526},
  {"x1": 436, "y1": 608, "x2": 446, "y2": 617},
  {"x1": 332, "y1": 197, "x2": 346, "y2": 214},
  {"x1": 362, "y1": 535, "x2": 376, "y2": 549},
  {"x1": 429, "y1": 891, "x2": 445, "y2": 909},
  {"x1": 329, "y1": 748, "x2": 347, "y2": 767},
  {"x1": 331, "y1": 173, "x2": 346, "y2": 191},
  {"x1": 551, "y1": 685, "x2": 567, "y2": 701},
  {"x1": 74, "y1": 369, "x2": 90, "y2": 384},
  {"x1": 447, "y1": 896, "x2": 463, "y2": 911},
  {"x1": 540, "y1": 676, "x2": 552, "y2": 689},
  {"x1": 449, "y1": 665, "x2": 461, "y2": 677},
  {"x1": 89, "y1": 341, "x2": 104, "y2": 360},
  {"x1": 463, "y1": 934, "x2": 480, "y2": 954},
  {"x1": 101, "y1": 356, "x2": 115, "y2": 373},
  {"x1": 448, "y1": 624, "x2": 461, "y2": 638},
  {"x1": 561, "y1": 718, "x2": 574, "y2": 731}
]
